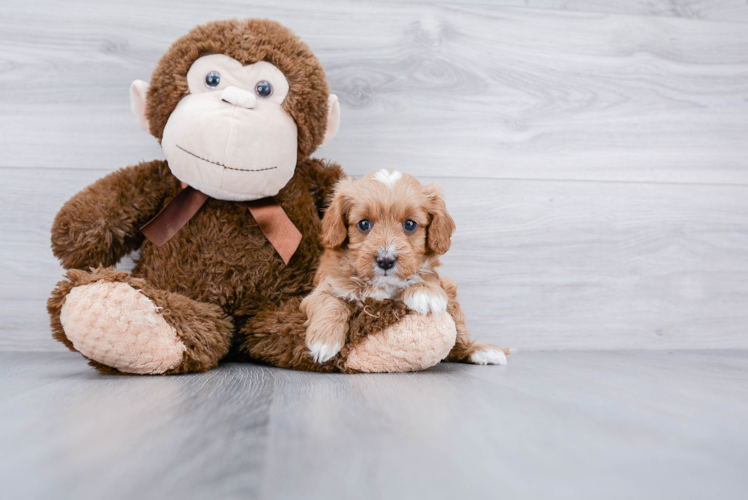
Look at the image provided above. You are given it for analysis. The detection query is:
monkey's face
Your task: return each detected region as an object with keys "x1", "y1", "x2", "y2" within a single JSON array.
[{"x1": 160, "y1": 54, "x2": 298, "y2": 201}]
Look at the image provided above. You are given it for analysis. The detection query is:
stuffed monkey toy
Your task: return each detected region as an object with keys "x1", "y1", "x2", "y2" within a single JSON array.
[
  {"x1": 48, "y1": 19, "x2": 343, "y2": 374},
  {"x1": 48, "y1": 19, "x2": 456, "y2": 374}
]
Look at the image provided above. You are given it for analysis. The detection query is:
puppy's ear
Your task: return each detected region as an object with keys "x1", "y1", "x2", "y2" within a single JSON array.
[
  {"x1": 425, "y1": 184, "x2": 456, "y2": 255},
  {"x1": 321, "y1": 179, "x2": 354, "y2": 249}
]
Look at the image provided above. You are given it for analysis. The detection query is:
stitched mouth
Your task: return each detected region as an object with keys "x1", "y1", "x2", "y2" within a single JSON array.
[{"x1": 176, "y1": 145, "x2": 278, "y2": 173}]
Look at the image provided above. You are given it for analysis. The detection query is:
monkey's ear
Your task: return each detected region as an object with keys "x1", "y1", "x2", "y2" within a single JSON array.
[
  {"x1": 130, "y1": 80, "x2": 150, "y2": 133},
  {"x1": 320, "y1": 94, "x2": 340, "y2": 147}
]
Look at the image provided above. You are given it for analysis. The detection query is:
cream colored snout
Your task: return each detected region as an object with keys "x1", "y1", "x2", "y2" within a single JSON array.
[{"x1": 221, "y1": 85, "x2": 256, "y2": 109}]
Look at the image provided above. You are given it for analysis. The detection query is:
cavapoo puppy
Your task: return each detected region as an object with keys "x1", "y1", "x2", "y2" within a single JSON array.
[{"x1": 301, "y1": 169, "x2": 510, "y2": 366}]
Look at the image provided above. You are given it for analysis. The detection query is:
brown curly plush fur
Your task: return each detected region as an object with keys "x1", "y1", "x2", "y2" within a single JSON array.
[
  {"x1": 47, "y1": 19, "x2": 345, "y2": 374},
  {"x1": 49, "y1": 158, "x2": 343, "y2": 374},
  {"x1": 242, "y1": 298, "x2": 412, "y2": 373}
]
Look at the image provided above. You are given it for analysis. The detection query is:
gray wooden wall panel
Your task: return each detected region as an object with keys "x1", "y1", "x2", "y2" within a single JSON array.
[
  {"x1": 1, "y1": 0, "x2": 747, "y2": 351},
  {"x1": 3, "y1": 168, "x2": 747, "y2": 351},
  {"x1": 2, "y1": 1, "x2": 748, "y2": 183},
  {"x1": 446, "y1": 0, "x2": 748, "y2": 23}
]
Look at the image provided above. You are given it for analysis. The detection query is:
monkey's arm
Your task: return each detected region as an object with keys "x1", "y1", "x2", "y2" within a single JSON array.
[
  {"x1": 51, "y1": 160, "x2": 177, "y2": 270},
  {"x1": 298, "y1": 158, "x2": 346, "y2": 219}
]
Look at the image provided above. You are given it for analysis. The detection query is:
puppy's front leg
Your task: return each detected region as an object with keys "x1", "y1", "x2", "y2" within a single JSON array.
[
  {"x1": 301, "y1": 286, "x2": 351, "y2": 364},
  {"x1": 402, "y1": 282, "x2": 449, "y2": 315}
]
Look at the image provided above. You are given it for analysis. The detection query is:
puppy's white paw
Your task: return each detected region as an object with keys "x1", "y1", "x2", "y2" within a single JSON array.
[
  {"x1": 404, "y1": 288, "x2": 448, "y2": 315},
  {"x1": 307, "y1": 341, "x2": 342, "y2": 364},
  {"x1": 469, "y1": 349, "x2": 507, "y2": 366}
]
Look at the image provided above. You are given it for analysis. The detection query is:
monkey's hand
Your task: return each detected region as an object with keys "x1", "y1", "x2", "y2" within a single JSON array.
[
  {"x1": 51, "y1": 160, "x2": 175, "y2": 270},
  {"x1": 402, "y1": 282, "x2": 449, "y2": 315}
]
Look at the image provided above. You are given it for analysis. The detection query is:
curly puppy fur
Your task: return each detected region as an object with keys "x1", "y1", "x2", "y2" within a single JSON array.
[
  {"x1": 243, "y1": 170, "x2": 509, "y2": 371},
  {"x1": 300, "y1": 170, "x2": 457, "y2": 363},
  {"x1": 311, "y1": 170, "x2": 510, "y2": 365},
  {"x1": 48, "y1": 19, "x2": 344, "y2": 374}
]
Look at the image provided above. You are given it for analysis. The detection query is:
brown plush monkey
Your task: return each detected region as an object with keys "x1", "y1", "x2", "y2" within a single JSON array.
[
  {"x1": 48, "y1": 19, "x2": 480, "y2": 375},
  {"x1": 47, "y1": 19, "x2": 349, "y2": 374}
]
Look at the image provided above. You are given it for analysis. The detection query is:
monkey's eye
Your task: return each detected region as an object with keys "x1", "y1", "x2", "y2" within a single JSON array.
[
  {"x1": 357, "y1": 219, "x2": 371, "y2": 232},
  {"x1": 403, "y1": 220, "x2": 418, "y2": 233},
  {"x1": 205, "y1": 71, "x2": 221, "y2": 89},
  {"x1": 255, "y1": 80, "x2": 273, "y2": 98}
]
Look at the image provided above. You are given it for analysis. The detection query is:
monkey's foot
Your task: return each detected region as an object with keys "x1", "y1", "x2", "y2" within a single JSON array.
[{"x1": 60, "y1": 280, "x2": 186, "y2": 374}]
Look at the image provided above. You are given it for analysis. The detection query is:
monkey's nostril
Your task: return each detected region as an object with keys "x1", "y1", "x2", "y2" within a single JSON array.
[{"x1": 376, "y1": 256, "x2": 397, "y2": 271}]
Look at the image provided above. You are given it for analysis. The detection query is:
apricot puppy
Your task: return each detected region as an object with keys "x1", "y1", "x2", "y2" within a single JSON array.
[{"x1": 301, "y1": 169, "x2": 509, "y2": 365}]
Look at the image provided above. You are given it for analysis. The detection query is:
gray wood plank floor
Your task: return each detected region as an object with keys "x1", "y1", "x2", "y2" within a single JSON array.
[{"x1": 1, "y1": 351, "x2": 747, "y2": 500}]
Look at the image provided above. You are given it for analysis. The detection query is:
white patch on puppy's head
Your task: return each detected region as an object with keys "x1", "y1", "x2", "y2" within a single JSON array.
[{"x1": 373, "y1": 169, "x2": 402, "y2": 189}]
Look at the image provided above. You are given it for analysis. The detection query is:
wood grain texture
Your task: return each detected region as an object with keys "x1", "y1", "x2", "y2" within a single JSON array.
[
  {"x1": 0, "y1": 353, "x2": 273, "y2": 500},
  {"x1": 1, "y1": 1, "x2": 747, "y2": 184},
  {"x1": 446, "y1": 0, "x2": 748, "y2": 23},
  {"x1": 2, "y1": 168, "x2": 747, "y2": 351},
  {"x1": 2, "y1": 351, "x2": 748, "y2": 500},
  {"x1": 1, "y1": 0, "x2": 747, "y2": 351}
]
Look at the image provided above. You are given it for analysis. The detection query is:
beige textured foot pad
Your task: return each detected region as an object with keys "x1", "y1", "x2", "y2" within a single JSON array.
[
  {"x1": 60, "y1": 280, "x2": 186, "y2": 374},
  {"x1": 345, "y1": 312, "x2": 457, "y2": 373}
]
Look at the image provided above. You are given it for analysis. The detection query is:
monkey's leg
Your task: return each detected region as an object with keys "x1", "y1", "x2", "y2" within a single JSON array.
[
  {"x1": 48, "y1": 267, "x2": 233, "y2": 375},
  {"x1": 439, "y1": 276, "x2": 510, "y2": 366},
  {"x1": 239, "y1": 298, "x2": 338, "y2": 373}
]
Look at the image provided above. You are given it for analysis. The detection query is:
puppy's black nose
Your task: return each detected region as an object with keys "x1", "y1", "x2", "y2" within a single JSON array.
[{"x1": 376, "y1": 256, "x2": 397, "y2": 271}]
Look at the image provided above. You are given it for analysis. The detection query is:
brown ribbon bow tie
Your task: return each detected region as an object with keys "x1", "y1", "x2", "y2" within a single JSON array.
[{"x1": 141, "y1": 186, "x2": 302, "y2": 265}]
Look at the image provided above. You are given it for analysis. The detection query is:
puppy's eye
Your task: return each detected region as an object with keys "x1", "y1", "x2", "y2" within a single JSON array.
[
  {"x1": 357, "y1": 219, "x2": 371, "y2": 232},
  {"x1": 403, "y1": 220, "x2": 418, "y2": 233},
  {"x1": 205, "y1": 71, "x2": 221, "y2": 89}
]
